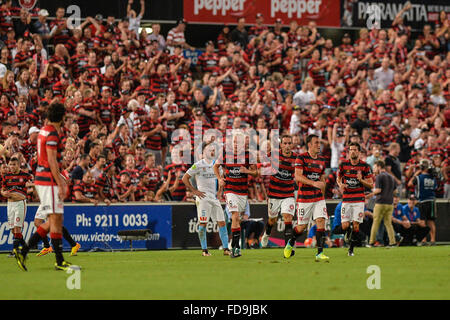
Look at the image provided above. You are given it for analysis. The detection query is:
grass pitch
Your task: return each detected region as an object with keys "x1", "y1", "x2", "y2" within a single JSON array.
[{"x1": 1, "y1": 246, "x2": 449, "y2": 300}]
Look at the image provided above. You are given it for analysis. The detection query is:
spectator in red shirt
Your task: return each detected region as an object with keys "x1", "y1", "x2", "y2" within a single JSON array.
[{"x1": 72, "y1": 170, "x2": 99, "y2": 205}]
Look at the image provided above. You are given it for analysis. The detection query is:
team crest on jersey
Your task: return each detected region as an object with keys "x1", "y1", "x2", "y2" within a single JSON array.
[
  {"x1": 16, "y1": 217, "x2": 20, "y2": 222},
  {"x1": 229, "y1": 167, "x2": 241, "y2": 175},
  {"x1": 289, "y1": 204, "x2": 294, "y2": 210},
  {"x1": 19, "y1": 0, "x2": 37, "y2": 10}
]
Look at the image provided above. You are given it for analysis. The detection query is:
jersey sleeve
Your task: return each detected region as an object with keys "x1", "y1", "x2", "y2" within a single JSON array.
[
  {"x1": 95, "y1": 174, "x2": 105, "y2": 188},
  {"x1": 73, "y1": 183, "x2": 83, "y2": 194},
  {"x1": 364, "y1": 163, "x2": 373, "y2": 179},
  {"x1": 46, "y1": 131, "x2": 60, "y2": 149},
  {"x1": 295, "y1": 155, "x2": 304, "y2": 170},
  {"x1": 186, "y1": 163, "x2": 199, "y2": 177},
  {"x1": 337, "y1": 163, "x2": 343, "y2": 179}
]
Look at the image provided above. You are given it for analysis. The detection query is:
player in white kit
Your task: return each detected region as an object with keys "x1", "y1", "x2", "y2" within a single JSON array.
[{"x1": 182, "y1": 142, "x2": 230, "y2": 256}]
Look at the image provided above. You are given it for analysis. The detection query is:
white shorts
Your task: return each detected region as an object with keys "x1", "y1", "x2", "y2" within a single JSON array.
[
  {"x1": 196, "y1": 197, "x2": 225, "y2": 223},
  {"x1": 225, "y1": 193, "x2": 247, "y2": 213},
  {"x1": 7, "y1": 200, "x2": 27, "y2": 230},
  {"x1": 341, "y1": 202, "x2": 365, "y2": 224},
  {"x1": 34, "y1": 185, "x2": 64, "y2": 219},
  {"x1": 268, "y1": 197, "x2": 296, "y2": 218},
  {"x1": 296, "y1": 200, "x2": 328, "y2": 225}
]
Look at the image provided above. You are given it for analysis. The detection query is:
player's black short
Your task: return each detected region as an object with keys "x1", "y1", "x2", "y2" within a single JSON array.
[{"x1": 417, "y1": 200, "x2": 436, "y2": 221}]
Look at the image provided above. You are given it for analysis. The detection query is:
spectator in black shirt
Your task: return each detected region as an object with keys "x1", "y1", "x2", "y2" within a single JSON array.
[
  {"x1": 230, "y1": 17, "x2": 249, "y2": 48},
  {"x1": 396, "y1": 124, "x2": 416, "y2": 163},
  {"x1": 385, "y1": 142, "x2": 402, "y2": 186},
  {"x1": 14, "y1": 9, "x2": 35, "y2": 37},
  {"x1": 351, "y1": 107, "x2": 370, "y2": 136},
  {"x1": 71, "y1": 154, "x2": 91, "y2": 184}
]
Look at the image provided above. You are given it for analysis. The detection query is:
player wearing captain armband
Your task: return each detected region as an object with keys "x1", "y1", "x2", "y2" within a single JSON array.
[{"x1": 182, "y1": 141, "x2": 231, "y2": 257}]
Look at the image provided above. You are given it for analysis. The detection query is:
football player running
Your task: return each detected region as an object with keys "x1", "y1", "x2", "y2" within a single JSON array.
[{"x1": 261, "y1": 134, "x2": 297, "y2": 248}]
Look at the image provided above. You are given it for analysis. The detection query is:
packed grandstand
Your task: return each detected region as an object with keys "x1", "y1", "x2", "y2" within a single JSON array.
[{"x1": 0, "y1": 0, "x2": 448, "y2": 204}]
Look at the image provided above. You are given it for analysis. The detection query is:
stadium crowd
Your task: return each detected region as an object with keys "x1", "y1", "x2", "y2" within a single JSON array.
[{"x1": 0, "y1": 0, "x2": 449, "y2": 207}]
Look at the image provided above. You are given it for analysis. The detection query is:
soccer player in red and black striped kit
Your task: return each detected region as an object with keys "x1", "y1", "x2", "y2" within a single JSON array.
[
  {"x1": 1, "y1": 157, "x2": 32, "y2": 259},
  {"x1": 15, "y1": 103, "x2": 76, "y2": 271},
  {"x1": 214, "y1": 134, "x2": 258, "y2": 258},
  {"x1": 261, "y1": 135, "x2": 297, "y2": 247},
  {"x1": 284, "y1": 134, "x2": 330, "y2": 262},
  {"x1": 336, "y1": 142, "x2": 373, "y2": 256}
]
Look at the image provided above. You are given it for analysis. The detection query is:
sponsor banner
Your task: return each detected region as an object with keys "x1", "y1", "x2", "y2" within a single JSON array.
[
  {"x1": 171, "y1": 204, "x2": 224, "y2": 248},
  {"x1": 341, "y1": 0, "x2": 450, "y2": 30},
  {"x1": 170, "y1": 200, "x2": 450, "y2": 247},
  {"x1": 0, "y1": 204, "x2": 172, "y2": 251},
  {"x1": 2, "y1": 201, "x2": 448, "y2": 251},
  {"x1": 184, "y1": 0, "x2": 340, "y2": 27},
  {"x1": 183, "y1": 49, "x2": 205, "y2": 66},
  {"x1": 171, "y1": 203, "x2": 315, "y2": 248}
]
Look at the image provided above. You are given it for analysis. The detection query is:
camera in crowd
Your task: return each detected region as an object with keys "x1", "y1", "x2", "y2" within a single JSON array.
[{"x1": 419, "y1": 159, "x2": 439, "y2": 178}]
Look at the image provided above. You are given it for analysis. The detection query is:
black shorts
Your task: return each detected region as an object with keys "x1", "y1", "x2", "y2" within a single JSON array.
[{"x1": 417, "y1": 201, "x2": 436, "y2": 221}]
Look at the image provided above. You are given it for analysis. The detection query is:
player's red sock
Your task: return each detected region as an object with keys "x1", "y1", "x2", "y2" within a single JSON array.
[{"x1": 36, "y1": 226, "x2": 49, "y2": 238}]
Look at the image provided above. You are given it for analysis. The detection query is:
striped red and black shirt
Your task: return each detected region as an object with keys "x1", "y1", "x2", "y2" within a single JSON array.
[
  {"x1": 150, "y1": 73, "x2": 171, "y2": 94},
  {"x1": 35, "y1": 125, "x2": 62, "y2": 186},
  {"x1": 198, "y1": 52, "x2": 219, "y2": 73},
  {"x1": 223, "y1": 151, "x2": 252, "y2": 196},
  {"x1": 295, "y1": 152, "x2": 326, "y2": 203},
  {"x1": 95, "y1": 172, "x2": 115, "y2": 200},
  {"x1": 70, "y1": 54, "x2": 88, "y2": 78},
  {"x1": 115, "y1": 182, "x2": 134, "y2": 202},
  {"x1": 135, "y1": 85, "x2": 153, "y2": 102},
  {"x1": 50, "y1": 19, "x2": 71, "y2": 45},
  {"x1": 140, "y1": 167, "x2": 162, "y2": 192},
  {"x1": 164, "y1": 163, "x2": 188, "y2": 200},
  {"x1": 338, "y1": 160, "x2": 373, "y2": 203},
  {"x1": 72, "y1": 181, "x2": 97, "y2": 202},
  {"x1": 1, "y1": 171, "x2": 32, "y2": 198},
  {"x1": 141, "y1": 119, "x2": 162, "y2": 150},
  {"x1": 268, "y1": 153, "x2": 296, "y2": 199},
  {"x1": 307, "y1": 59, "x2": 326, "y2": 87}
]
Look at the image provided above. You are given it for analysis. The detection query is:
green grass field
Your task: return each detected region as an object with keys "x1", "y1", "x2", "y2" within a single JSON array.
[{"x1": 1, "y1": 246, "x2": 449, "y2": 300}]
